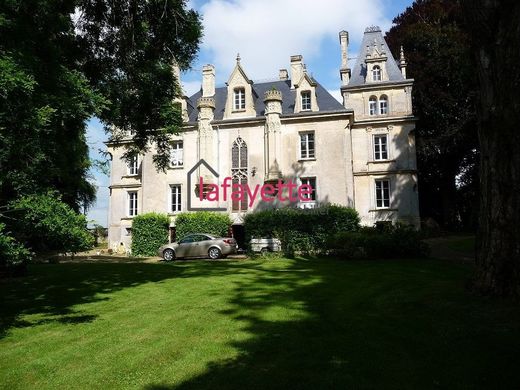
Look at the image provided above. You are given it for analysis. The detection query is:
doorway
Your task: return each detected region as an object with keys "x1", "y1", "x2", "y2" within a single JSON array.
[{"x1": 232, "y1": 224, "x2": 246, "y2": 250}]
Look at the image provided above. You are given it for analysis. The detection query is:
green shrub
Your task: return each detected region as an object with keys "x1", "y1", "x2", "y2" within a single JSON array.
[
  {"x1": 9, "y1": 192, "x2": 94, "y2": 254},
  {"x1": 328, "y1": 224, "x2": 430, "y2": 259},
  {"x1": 175, "y1": 212, "x2": 231, "y2": 240},
  {"x1": 244, "y1": 205, "x2": 360, "y2": 255},
  {"x1": 0, "y1": 223, "x2": 32, "y2": 276},
  {"x1": 131, "y1": 213, "x2": 170, "y2": 256}
]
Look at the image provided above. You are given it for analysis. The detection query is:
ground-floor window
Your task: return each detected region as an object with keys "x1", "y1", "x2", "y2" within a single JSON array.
[
  {"x1": 300, "y1": 177, "x2": 317, "y2": 201},
  {"x1": 375, "y1": 179, "x2": 390, "y2": 208},
  {"x1": 170, "y1": 185, "x2": 182, "y2": 212},
  {"x1": 127, "y1": 191, "x2": 138, "y2": 216}
]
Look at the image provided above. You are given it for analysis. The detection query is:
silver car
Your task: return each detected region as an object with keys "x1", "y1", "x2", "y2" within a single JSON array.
[{"x1": 158, "y1": 233, "x2": 238, "y2": 261}]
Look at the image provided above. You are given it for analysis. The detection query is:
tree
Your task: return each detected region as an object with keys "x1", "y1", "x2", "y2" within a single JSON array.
[
  {"x1": 0, "y1": 0, "x2": 102, "y2": 211},
  {"x1": 10, "y1": 192, "x2": 94, "y2": 255},
  {"x1": 76, "y1": 0, "x2": 202, "y2": 170},
  {"x1": 461, "y1": 0, "x2": 520, "y2": 296},
  {"x1": 385, "y1": 0, "x2": 479, "y2": 229}
]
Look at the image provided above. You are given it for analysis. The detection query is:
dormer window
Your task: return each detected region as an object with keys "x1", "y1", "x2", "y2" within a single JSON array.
[
  {"x1": 233, "y1": 87, "x2": 245, "y2": 110},
  {"x1": 369, "y1": 96, "x2": 378, "y2": 116},
  {"x1": 379, "y1": 95, "x2": 388, "y2": 115},
  {"x1": 301, "y1": 91, "x2": 312, "y2": 111},
  {"x1": 372, "y1": 65, "x2": 382, "y2": 81}
]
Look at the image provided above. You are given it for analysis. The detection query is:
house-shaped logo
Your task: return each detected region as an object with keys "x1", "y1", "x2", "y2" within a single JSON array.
[{"x1": 187, "y1": 159, "x2": 227, "y2": 211}]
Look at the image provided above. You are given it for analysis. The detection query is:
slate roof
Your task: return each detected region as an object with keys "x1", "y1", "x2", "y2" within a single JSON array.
[
  {"x1": 186, "y1": 79, "x2": 346, "y2": 122},
  {"x1": 347, "y1": 27, "x2": 405, "y2": 88}
]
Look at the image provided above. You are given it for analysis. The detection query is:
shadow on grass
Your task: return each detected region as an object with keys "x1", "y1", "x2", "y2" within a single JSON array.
[
  {"x1": 144, "y1": 258, "x2": 520, "y2": 390},
  {"x1": 0, "y1": 262, "x2": 185, "y2": 338},
  {"x1": 1, "y1": 259, "x2": 520, "y2": 389}
]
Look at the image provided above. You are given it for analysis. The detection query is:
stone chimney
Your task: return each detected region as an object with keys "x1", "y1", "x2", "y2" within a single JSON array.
[
  {"x1": 339, "y1": 30, "x2": 351, "y2": 85},
  {"x1": 279, "y1": 69, "x2": 289, "y2": 81},
  {"x1": 399, "y1": 45, "x2": 407, "y2": 78},
  {"x1": 290, "y1": 55, "x2": 304, "y2": 88},
  {"x1": 202, "y1": 64, "x2": 215, "y2": 97}
]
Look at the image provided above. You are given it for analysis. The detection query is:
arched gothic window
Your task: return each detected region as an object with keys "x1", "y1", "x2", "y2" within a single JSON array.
[{"x1": 231, "y1": 137, "x2": 248, "y2": 211}]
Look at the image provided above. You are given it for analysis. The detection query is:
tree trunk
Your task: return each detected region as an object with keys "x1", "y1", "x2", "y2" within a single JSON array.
[{"x1": 462, "y1": 0, "x2": 520, "y2": 296}]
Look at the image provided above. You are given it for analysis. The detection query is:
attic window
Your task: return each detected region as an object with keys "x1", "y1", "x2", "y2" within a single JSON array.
[
  {"x1": 301, "y1": 91, "x2": 311, "y2": 111},
  {"x1": 234, "y1": 87, "x2": 245, "y2": 110},
  {"x1": 372, "y1": 65, "x2": 382, "y2": 81}
]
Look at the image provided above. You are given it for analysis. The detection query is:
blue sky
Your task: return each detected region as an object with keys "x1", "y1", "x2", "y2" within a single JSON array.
[{"x1": 86, "y1": 0, "x2": 413, "y2": 226}]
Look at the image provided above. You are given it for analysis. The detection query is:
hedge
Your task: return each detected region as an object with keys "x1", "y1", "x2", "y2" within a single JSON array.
[
  {"x1": 327, "y1": 224, "x2": 430, "y2": 259},
  {"x1": 244, "y1": 205, "x2": 360, "y2": 256},
  {"x1": 131, "y1": 213, "x2": 170, "y2": 256},
  {"x1": 0, "y1": 223, "x2": 32, "y2": 277},
  {"x1": 9, "y1": 192, "x2": 94, "y2": 254},
  {"x1": 175, "y1": 212, "x2": 231, "y2": 240}
]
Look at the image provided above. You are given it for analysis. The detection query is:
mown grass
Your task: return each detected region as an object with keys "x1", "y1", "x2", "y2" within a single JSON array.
[{"x1": 1, "y1": 257, "x2": 519, "y2": 389}]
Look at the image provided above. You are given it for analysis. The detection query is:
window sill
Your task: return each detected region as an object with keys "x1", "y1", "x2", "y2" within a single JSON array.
[
  {"x1": 299, "y1": 158, "x2": 316, "y2": 162},
  {"x1": 369, "y1": 159, "x2": 396, "y2": 164},
  {"x1": 121, "y1": 216, "x2": 136, "y2": 220},
  {"x1": 122, "y1": 174, "x2": 140, "y2": 179},
  {"x1": 368, "y1": 208, "x2": 398, "y2": 212},
  {"x1": 168, "y1": 165, "x2": 184, "y2": 170},
  {"x1": 232, "y1": 109, "x2": 246, "y2": 113},
  {"x1": 168, "y1": 212, "x2": 182, "y2": 216}
]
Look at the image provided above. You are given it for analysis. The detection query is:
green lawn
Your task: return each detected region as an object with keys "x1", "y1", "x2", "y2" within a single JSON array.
[{"x1": 1, "y1": 258, "x2": 519, "y2": 389}]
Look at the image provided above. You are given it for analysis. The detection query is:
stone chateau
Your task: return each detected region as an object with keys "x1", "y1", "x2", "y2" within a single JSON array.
[{"x1": 107, "y1": 26, "x2": 420, "y2": 249}]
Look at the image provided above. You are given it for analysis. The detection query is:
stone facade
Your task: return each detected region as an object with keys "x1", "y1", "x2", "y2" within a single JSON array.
[{"x1": 106, "y1": 27, "x2": 420, "y2": 250}]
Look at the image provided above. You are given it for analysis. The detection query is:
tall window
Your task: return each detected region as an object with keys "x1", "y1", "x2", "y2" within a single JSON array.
[
  {"x1": 170, "y1": 185, "x2": 182, "y2": 212},
  {"x1": 301, "y1": 91, "x2": 312, "y2": 111},
  {"x1": 369, "y1": 96, "x2": 378, "y2": 116},
  {"x1": 375, "y1": 179, "x2": 390, "y2": 208},
  {"x1": 231, "y1": 137, "x2": 248, "y2": 211},
  {"x1": 301, "y1": 177, "x2": 317, "y2": 201},
  {"x1": 234, "y1": 87, "x2": 245, "y2": 110},
  {"x1": 170, "y1": 141, "x2": 183, "y2": 167},
  {"x1": 372, "y1": 65, "x2": 382, "y2": 81},
  {"x1": 127, "y1": 191, "x2": 138, "y2": 216},
  {"x1": 374, "y1": 135, "x2": 388, "y2": 160},
  {"x1": 300, "y1": 132, "x2": 315, "y2": 159},
  {"x1": 128, "y1": 155, "x2": 138, "y2": 175},
  {"x1": 379, "y1": 95, "x2": 388, "y2": 115}
]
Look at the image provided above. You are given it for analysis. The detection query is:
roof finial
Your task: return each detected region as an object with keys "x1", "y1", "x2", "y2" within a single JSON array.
[
  {"x1": 236, "y1": 53, "x2": 241, "y2": 63},
  {"x1": 400, "y1": 45, "x2": 405, "y2": 60}
]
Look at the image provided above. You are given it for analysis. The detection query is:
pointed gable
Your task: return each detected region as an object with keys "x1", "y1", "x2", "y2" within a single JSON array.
[{"x1": 224, "y1": 54, "x2": 257, "y2": 119}]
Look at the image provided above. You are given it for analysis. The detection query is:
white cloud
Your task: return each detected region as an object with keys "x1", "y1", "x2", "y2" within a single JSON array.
[{"x1": 200, "y1": 0, "x2": 391, "y2": 81}]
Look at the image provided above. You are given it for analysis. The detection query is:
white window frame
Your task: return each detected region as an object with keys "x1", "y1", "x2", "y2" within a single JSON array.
[
  {"x1": 373, "y1": 134, "x2": 389, "y2": 161},
  {"x1": 127, "y1": 191, "x2": 138, "y2": 217},
  {"x1": 369, "y1": 97, "x2": 378, "y2": 116},
  {"x1": 300, "y1": 177, "x2": 317, "y2": 202},
  {"x1": 372, "y1": 65, "x2": 382, "y2": 81},
  {"x1": 301, "y1": 91, "x2": 312, "y2": 111},
  {"x1": 299, "y1": 132, "x2": 315, "y2": 160},
  {"x1": 375, "y1": 179, "x2": 390, "y2": 209},
  {"x1": 170, "y1": 184, "x2": 182, "y2": 213},
  {"x1": 170, "y1": 141, "x2": 183, "y2": 167},
  {"x1": 233, "y1": 87, "x2": 245, "y2": 110},
  {"x1": 379, "y1": 96, "x2": 388, "y2": 115},
  {"x1": 127, "y1": 155, "x2": 139, "y2": 176}
]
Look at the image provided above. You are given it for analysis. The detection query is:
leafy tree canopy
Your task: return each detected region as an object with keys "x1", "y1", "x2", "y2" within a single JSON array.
[{"x1": 386, "y1": 0, "x2": 479, "y2": 229}]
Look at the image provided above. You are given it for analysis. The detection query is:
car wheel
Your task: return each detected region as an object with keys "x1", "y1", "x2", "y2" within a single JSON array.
[
  {"x1": 208, "y1": 247, "x2": 221, "y2": 260},
  {"x1": 163, "y1": 248, "x2": 175, "y2": 261}
]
